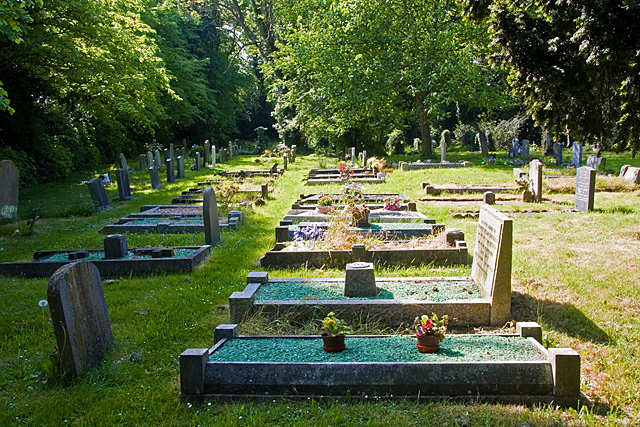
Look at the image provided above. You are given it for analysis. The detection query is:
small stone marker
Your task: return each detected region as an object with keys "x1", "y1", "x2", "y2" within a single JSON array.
[
  {"x1": 529, "y1": 159, "x2": 543, "y2": 202},
  {"x1": 195, "y1": 152, "x2": 201, "y2": 171},
  {"x1": 204, "y1": 140, "x2": 210, "y2": 166},
  {"x1": 0, "y1": 160, "x2": 19, "y2": 221},
  {"x1": 149, "y1": 166, "x2": 161, "y2": 189},
  {"x1": 471, "y1": 205, "x2": 513, "y2": 325},
  {"x1": 571, "y1": 141, "x2": 583, "y2": 166},
  {"x1": 575, "y1": 166, "x2": 596, "y2": 212},
  {"x1": 177, "y1": 156, "x2": 185, "y2": 179},
  {"x1": 553, "y1": 142, "x2": 563, "y2": 165},
  {"x1": 211, "y1": 145, "x2": 216, "y2": 168},
  {"x1": 283, "y1": 153, "x2": 288, "y2": 170},
  {"x1": 138, "y1": 154, "x2": 146, "y2": 172},
  {"x1": 440, "y1": 136, "x2": 446, "y2": 162},
  {"x1": 483, "y1": 191, "x2": 495, "y2": 205},
  {"x1": 155, "y1": 150, "x2": 162, "y2": 168},
  {"x1": 104, "y1": 234, "x2": 128, "y2": 259},
  {"x1": 586, "y1": 155, "x2": 606, "y2": 171},
  {"x1": 350, "y1": 147, "x2": 356, "y2": 165},
  {"x1": 119, "y1": 153, "x2": 128, "y2": 170},
  {"x1": 261, "y1": 183, "x2": 268, "y2": 199},
  {"x1": 521, "y1": 139, "x2": 530, "y2": 159},
  {"x1": 47, "y1": 262, "x2": 114, "y2": 377},
  {"x1": 443, "y1": 228, "x2": 465, "y2": 246},
  {"x1": 166, "y1": 158, "x2": 175, "y2": 183},
  {"x1": 203, "y1": 187, "x2": 220, "y2": 245},
  {"x1": 619, "y1": 165, "x2": 640, "y2": 184},
  {"x1": 512, "y1": 138, "x2": 520, "y2": 156},
  {"x1": 147, "y1": 151, "x2": 154, "y2": 168},
  {"x1": 291, "y1": 145, "x2": 297, "y2": 162},
  {"x1": 86, "y1": 178, "x2": 111, "y2": 211},
  {"x1": 115, "y1": 168, "x2": 133, "y2": 201},
  {"x1": 344, "y1": 262, "x2": 377, "y2": 297}
]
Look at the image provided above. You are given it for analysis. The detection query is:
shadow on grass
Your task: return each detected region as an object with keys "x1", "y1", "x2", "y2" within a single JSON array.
[{"x1": 511, "y1": 292, "x2": 610, "y2": 344}]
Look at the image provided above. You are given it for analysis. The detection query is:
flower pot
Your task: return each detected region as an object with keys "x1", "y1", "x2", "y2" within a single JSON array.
[
  {"x1": 416, "y1": 334, "x2": 440, "y2": 353},
  {"x1": 317, "y1": 205, "x2": 331, "y2": 214},
  {"x1": 322, "y1": 334, "x2": 346, "y2": 353}
]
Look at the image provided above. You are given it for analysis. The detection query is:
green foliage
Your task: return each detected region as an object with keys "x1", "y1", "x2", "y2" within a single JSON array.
[{"x1": 386, "y1": 129, "x2": 405, "y2": 156}]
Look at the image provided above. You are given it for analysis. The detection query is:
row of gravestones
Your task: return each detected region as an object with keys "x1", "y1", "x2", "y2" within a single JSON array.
[{"x1": 551, "y1": 141, "x2": 608, "y2": 169}]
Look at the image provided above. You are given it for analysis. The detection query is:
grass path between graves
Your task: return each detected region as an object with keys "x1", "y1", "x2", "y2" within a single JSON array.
[{"x1": 0, "y1": 150, "x2": 639, "y2": 426}]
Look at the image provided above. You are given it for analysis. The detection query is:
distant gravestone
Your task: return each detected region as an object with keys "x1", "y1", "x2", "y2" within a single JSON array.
[
  {"x1": 283, "y1": 153, "x2": 288, "y2": 170},
  {"x1": 147, "y1": 151, "x2": 154, "y2": 168},
  {"x1": 553, "y1": 142, "x2": 563, "y2": 165},
  {"x1": 440, "y1": 137, "x2": 447, "y2": 162},
  {"x1": 483, "y1": 191, "x2": 495, "y2": 205},
  {"x1": 361, "y1": 150, "x2": 367, "y2": 167},
  {"x1": 571, "y1": 141, "x2": 583, "y2": 166},
  {"x1": 521, "y1": 140, "x2": 530, "y2": 159},
  {"x1": 344, "y1": 262, "x2": 377, "y2": 297},
  {"x1": 169, "y1": 143, "x2": 174, "y2": 162},
  {"x1": 261, "y1": 183, "x2": 268, "y2": 199},
  {"x1": 195, "y1": 152, "x2": 201, "y2": 171},
  {"x1": 138, "y1": 154, "x2": 146, "y2": 172},
  {"x1": 211, "y1": 145, "x2": 216, "y2": 168},
  {"x1": 177, "y1": 156, "x2": 185, "y2": 179},
  {"x1": 512, "y1": 138, "x2": 520, "y2": 156},
  {"x1": 529, "y1": 159, "x2": 543, "y2": 202},
  {"x1": 575, "y1": 166, "x2": 596, "y2": 212},
  {"x1": 166, "y1": 158, "x2": 175, "y2": 183},
  {"x1": 291, "y1": 145, "x2": 297, "y2": 162},
  {"x1": 228, "y1": 141, "x2": 233, "y2": 159},
  {"x1": 47, "y1": 262, "x2": 114, "y2": 377},
  {"x1": 471, "y1": 205, "x2": 513, "y2": 325},
  {"x1": 163, "y1": 148, "x2": 168, "y2": 163},
  {"x1": 86, "y1": 178, "x2": 111, "y2": 211},
  {"x1": 0, "y1": 160, "x2": 19, "y2": 221},
  {"x1": 104, "y1": 234, "x2": 128, "y2": 258},
  {"x1": 619, "y1": 165, "x2": 640, "y2": 184},
  {"x1": 149, "y1": 166, "x2": 161, "y2": 189},
  {"x1": 155, "y1": 150, "x2": 161, "y2": 168},
  {"x1": 203, "y1": 187, "x2": 220, "y2": 245},
  {"x1": 115, "y1": 168, "x2": 133, "y2": 201},
  {"x1": 118, "y1": 153, "x2": 128, "y2": 170},
  {"x1": 204, "y1": 140, "x2": 210, "y2": 166},
  {"x1": 586, "y1": 155, "x2": 606, "y2": 171},
  {"x1": 350, "y1": 147, "x2": 356, "y2": 165}
]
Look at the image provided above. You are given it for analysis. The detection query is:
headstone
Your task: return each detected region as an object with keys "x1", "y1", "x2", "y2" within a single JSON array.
[
  {"x1": 155, "y1": 150, "x2": 162, "y2": 168},
  {"x1": 118, "y1": 153, "x2": 128, "y2": 170},
  {"x1": 0, "y1": 160, "x2": 19, "y2": 221},
  {"x1": 195, "y1": 152, "x2": 201, "y2": 171},
  {"x1": 521, "y1": 140, "x2": 530, "y2": 159},
  {"x1": 344, "y1": 262, "x2": 377, "y2": 297},
  {"x1": 177, "y1": 156, "x2": 185, "y2": 179},
  {"x1": 443, "y1": 228, "x2": 465, "y2": 246},
  {"x1": 575, "y1": 166, "x2": 596, "y2": 212},
  {"x1": 166, "y1": 158, "x2": 175, "y2": 183},
  {"x1": 586, "y1": 155, "x2": 606, "y2": 171},
  {"x1": 115, "y1": 168, "x2": 133, "y2": 201},
  {"x1": 291, "y1": 145, "x2": 297, "y2": 163},
  {"x1": 440, "y1": 137, "x2": 446, "y2": 162},
  {"x1": 553, "y1": 142, "x2": 563, "y2": 165},
  {"x1": 283, "y1": 153, "x2": 288, "y2": 170},
  {"x1": 471, "y1": 205, "x2": 513, "y2": 325},
  {"x1": 571, "y1": 141, "x2": 583, "y2": 166},
  {"x1": 512, "y1": 138, "x2": 520, "y2": 156},
  {"x1": 203, "y1": 187, "x2": 220, "y2": 246},
  {"x1": 163, "y1": 148, "x2": 168, "y2": 163},
  {"x1": 169, "y1": 143, "x2": 174, "y2": 163},
  {"x1": 149, "y1": 166, "x2": 161, "y2": 189},
  {"x1": 529, "y1": 159, "x2": 543, "y2": 202},
  {"x1": 350, "y1": 147, "x2": 356, "y2": 165},
  {"x1": 483, "y1": 191, "x2": 495, "y2": 205},
  {"x1": 211, "y1": 146, "x2": 216, "y2": 168},
  {"x1": 147, "y1": 151, "x2": 154, "y2": 168},
  {"x1": 228, "y1": 141, "x2": 233, "y2": 159},
  {"x1": 261, "y1": 183, "x2": 268, "y2": 199},
  {"x1": 362, "y1": 150, "x2": 367, "y2": 167},
  {"x1": 138, "y1": 154, "x2": 146, "y2": 172},
  {"x1": 104, "y1": 234, "x2": 128, "y2": 259},
  {"x1": 204, "y1": 140, "x2": 210, "y2": 166},
  {"x1": 619, "y1": 165, "x2": 640, "y2": 184},
  {"x1": 47, "y1": 262, "x2": 114, "y2": 376},
  {"x1": 86, "y1": 178, "x2": 111, "y2": 211}
]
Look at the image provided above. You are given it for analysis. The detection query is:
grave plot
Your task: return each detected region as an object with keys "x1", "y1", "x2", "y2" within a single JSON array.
[
  {"x1": 172, "y1": 183, "x2": 269, "y2": 204},
  {"x1": 100, "y1": 210, "x2": 244, "y2": 234},
  {"x1": 291, "y1": 193, "x2": 413, "y2": 211},
  {"x1": 423, "y1": 182, "x2": 518, "y2": 195},
  {"x1": 0, "y1": 234, "x2": 211, "y2": 278},
  {"x1": 399, "y1": 160, "x2": 471, "y2": 170},
  {"x1": 306, "y1": 173, "x2": 385, "y2": 185},
  {"x1": 283, "y1": 208, "x2": 430, "y2": 224},
  {"x1": 215, "y1": 162, "x2": 282, "y2": 178},
  {"x1": 180, "y1": 322, "x2": 581, "y2": 406},
  {"x1": 276, "y1": 222, "x2": 444, "y2": 242}
]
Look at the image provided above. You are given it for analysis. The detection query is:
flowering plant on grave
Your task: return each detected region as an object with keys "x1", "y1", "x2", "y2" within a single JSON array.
[
  {"x1": 318, "y1": 195, "x2": 333, "y2": 206},
  {"x1": 366, "y1": 157, "x2": 387, "y2": 173},
  {"x1": 414, "y1": 313, "x2": 448, "y2": 341},
  {"x1": 321, "y1": 312, "x2": 354, "y2": 337},
  {"x1": 292, "y1": 224, "x2": 326, "y2": 242},
  {"x1": 337, "y1": 161, "x2": 353, "y2": 177},
  {"x1": 341, "y1": 182, "x2": 365, "y2": 205},
  {"x1": 384, "y1": 198, "x2": 401, "y2": 211}
]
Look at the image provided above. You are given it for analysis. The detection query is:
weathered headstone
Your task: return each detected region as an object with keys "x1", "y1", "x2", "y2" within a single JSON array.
[
  {"x1": 115, "y1": 168, "x2": 133, "y2": 201},
  {"x1": 169, "y1": 143, "x2": 175, "y2": 162},
  {"x1": 149, "y1": 165, "x2": 161, "y2": 189},
  {"x1": 177, "y1": 156, "x2": 185, "y2": 179},
  {"x1": 118, "y1": 153, "x2": 128, "y2": 170},
  {"x1": 204, "y1": 140, "x2": 210, "y2": 166},
  {"x1": 350, "y1": 147, "x2": 356, "y2": 165},
  {"x1": 440, "y1": 137, "x2": 447, "y2": 162},
  {"x1": 512, "y1": 138, "x2": 520, "y2": 156},
  {"x1": 86, "y1": 178, "x2": 111, "y2": 211},
  {"x1": 529, "y1": 159, "x2": 543, "y2": 202},
  {"x1": 166, "y1": 158, "x2": 175, "y2": 183},
  {"x1": 521, "y1": 139, "x2": 530, "y2": 159},
  {"x1": 344, "y1": 262, "x2": 377, "y2": 297},
  {"x1": 211, "y1": 146, "x2": 216, "y2": 168},
  {"x1": 147, "y1": 151, "x2": 154, "y2": 168},
  {"x1": 619, "y1": 165, "x2": 640, "y2": 184},
  {"x1": 261, "y1": 183, "x2": 268, "y2": 199},
  {"x1": 575, "y1": 166, "x2": 596, "y2": 212},
  {"x1": 203, "y1": 187, "x2": 220, "y2": 245},
  {"x1": 194, "y1": 152, "x2": 201, "y2": 171},
  {"x1": 47, "y1": 262, "x2": 114, "y2": 377},
  {"x1": 291, "y1": 145, "x2": 297, "y2": 163},
  {"x1": 553, "y1": 142, "x2": 563, "y2": 165},
  {"x1": 163, "y1": 148, "x2": 168, "y2": 163},
  {"x1": 471, "y1": 205, "x2": 513, "y2": 325},
  {"x1": 283, "y1": 153, "x2": 288, "y2": 170},
  {"x1": 0, "y1": 160, "x2": 19, "y2": 221},
  {"x1": 586, "y1": 155, "x2": 606, "y2": 171},
  {"x1": 483, "y1": 191, "x2": 495, "y2": 205},
  {"x1": 104, "y1": 234, "x2": 128, "y2": 259},
  {"x1": 155, "y1": 150, "x2": 162, "y2": 168},
  {"x1": 228, "y1": 141, "x2": 233, "y2": 159},
  {"x1": 362, "y1": 150, "x2": 367, "y2": 167},
  {"x1": 138, "y1": 154, "x2": 146, "y2": 172},
  {"x1": 571, "y1": 141, "x2": 583, "y2": 167}
]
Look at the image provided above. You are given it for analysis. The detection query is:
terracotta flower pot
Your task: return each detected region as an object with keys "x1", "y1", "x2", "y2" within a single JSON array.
[
  {"x1": 322, "y1": 334, "x2": 346, "y2": 353},
  {"x1": 317, "y1": 205, "x2": 331, "y2": 214},
  {"x1": 416, "y1": 334, "x2": 441, "y2": 353}
]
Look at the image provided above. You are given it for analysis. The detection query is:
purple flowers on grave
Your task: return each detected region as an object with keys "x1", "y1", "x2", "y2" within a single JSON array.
[{"x1": 293, "y1": 224, "x2": 326, "y2": 241}]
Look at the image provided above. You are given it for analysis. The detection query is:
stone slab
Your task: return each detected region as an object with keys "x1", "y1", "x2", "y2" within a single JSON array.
[{"x1": 575, "y1": 166, "x2": 596, "y2": 212}]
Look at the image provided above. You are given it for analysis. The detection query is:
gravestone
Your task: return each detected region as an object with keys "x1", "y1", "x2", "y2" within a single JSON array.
[
  {"x1": 350, "y1": 147, "x2": 356, "y2": 165},
  {"x1": 362, "y1": 150, "x2": 367, "y2": 167},
  {"x1": 344, "y1": 262, "x2": 377, "y2": 297},
  {"x1": 283, "y1": 153, "x2": 288, "y2": 170},
  {"x1": 195, "y1": 152, "x2": 201, "y2": 171},
  {"x1": 575, "y1": 166, "x2": 596, "y2": 212},
  {"x1": 149, "y1": 165, "x2": 161, "y2": 189},
  {"x1": 204, "y1": 140, "x2": 210, "y2": 166},
  {"x1": 512, "y1": 138, "x2": 520, "y2": 156},
  {"x1": 155, "y1": 150, "x2": 161, "y2": 168},
  {"x1": 471, "y1": 205, "x2": 513, "y2": 325},
  {"x1": 619, "y1": 165, "x2": 640, "y2": 184},
  {"x1": 553, "y1": 142, "x2": 563, "y2": 165},
  {"x1": 115, "y1": 168, "x2": 133, "y2": 201},
  {"x1": 166, "y1": 158, "x2": 175, "y2": 183},
  {"x1": 147, "y1": 151, "x2": 154, "y2": 168},
  {"x1": 86, "y1": 178, "x2": 111, "y2": 211},
  {"x1": 440, "y1": 137, "x2": 447, "y2": 162},
  {"x1": 138, "y1": 154, "x2": 146, "y2": 172},
  {"x1": 0, "y1": 160, "x2": 19, "y2": 221},
  {"x1": 118, "y1": 153, "x2": 128, "y2": 170},
  {"x1": 521, "y1": 140, "x2": 530, "y2": 159},
  {"x1": 483, "y1": 191, "x2": 495, "y2": 205},
  {"x1": 163, "y1": 148, "x2": 168, "y2": 163},
  {"x1": 586, "y1": 155, "x2": 606, "y2": 171},
  {"x1": 170, "y1": 143, "x2": 174, "y2": 162},
  {"x1": 104, "y1": 234, "x2": 128, "y2": 258},
  {"x1": 228, "y1": 141, "x2": 233, "y2": 159},
  {"x1": 571, "y1": 141, "x2": 583, "y2": 166},
  {"x1": 529, "y1": 159, "x2": 543, "y2": 202},
  {"x1": 211, "y1": 145, "x2": 216, "y2": 168},
  {"x1": 47, "y1": 262, "x2": 114, "y2": 377},
  {"x1": 261, "y1": 183, "x2": 268, "y2": 199},
  {"x1": 177, "y1": 156, "x2": 185, "y2": 179},
  {"x1": 291, "y1": 145, "x2": 297, "y2": 162},
  {"x1": 203, "y1": 187, "x2": 220, "y2": 245}
]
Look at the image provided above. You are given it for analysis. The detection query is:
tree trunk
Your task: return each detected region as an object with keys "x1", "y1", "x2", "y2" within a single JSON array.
[
  {"x1": 417, "y1": 95, "x2": 432, "y2": 158},
  {"x1": 478, "y1": 131, "x2": 489, "y2": 157}
]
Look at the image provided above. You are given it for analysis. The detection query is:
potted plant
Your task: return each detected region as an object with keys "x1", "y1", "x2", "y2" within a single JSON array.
[
  {"x1": 351, "y1": 204, "x2": 370, "y2": 227},
  {"x1": 337, "y1": 161, "x2": 353, "y2": 179},
  {"x1": 367, "y1": 157, "x2": 387, "y2": 178},
  {"x1": 321, "y1": 312, "x2": 354, "y2": 353},
  {"x1": 414, "y1": 313, "x2": 448, "y2": 353},
  {"x1": 317, "y1": 195, "x2": 333, "y2": 214}
]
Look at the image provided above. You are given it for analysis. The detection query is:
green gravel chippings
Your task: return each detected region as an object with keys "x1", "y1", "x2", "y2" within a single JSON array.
[
  {"x1": 128, "y1": 218, "x2": 204, "y2": 225},
  {"x1": 210, "y1": 335, "x2": 546, "y2": 363},
  {"x1": 43, "y1": 248, "x2": 196, "y2": 262},
  {"x1": 255, "y1": 279, "x2": 482, "y2": 302}
]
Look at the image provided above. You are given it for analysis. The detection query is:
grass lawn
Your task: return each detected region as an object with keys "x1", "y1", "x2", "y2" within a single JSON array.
[{"x1": 1, "y1": 149, "x2": 639, "y2": 426}]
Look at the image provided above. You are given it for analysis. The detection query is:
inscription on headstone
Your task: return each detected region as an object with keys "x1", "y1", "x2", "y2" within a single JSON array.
[
  {"x1": 203, "y1": 187, "x2": 220, "y2": 245},
  {"x1": 575, "y1": 166, "x2": 596, "y2": 212},
  {"x1": 0, "y1": 160, "x2": 19, "y2": 221}
]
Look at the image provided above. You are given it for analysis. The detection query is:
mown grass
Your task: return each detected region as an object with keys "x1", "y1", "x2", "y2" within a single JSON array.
[{"x1": 1, "y1": 151, "x2": 639, "y2": 426}]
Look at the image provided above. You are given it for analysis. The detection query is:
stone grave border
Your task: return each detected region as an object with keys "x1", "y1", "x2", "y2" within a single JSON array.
[
  {"x1": 172, "y1": 184, "x2": 269, "y2": 204},
  {"x1": 306, "y1": 176, "x2": 385, "y2": 185},
  {"x1": 399, "y1": 161, "x2": 471, "y2": 170},
  {"x1": 98, "y1": 215, "x2": 240, "y2": 234},
  {"x1": 282, "y1": 209, "x2": 429, "y2": 224},
  {"x1": 422, "y1": 183, "x2": 518, "y2": 195},
  {"x1": 180, "y1": 322, "x2": 581, "y2": 407},
  {"x1": 0, "y1": 245, "x2": 211, "y2": 278},
  {"x1": 275, "y1": 222, "x2": 444, "y2": 242}
]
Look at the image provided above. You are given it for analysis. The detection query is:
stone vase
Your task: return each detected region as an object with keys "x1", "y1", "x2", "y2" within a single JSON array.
[
  {"x1": 322, "y1": 334, "x2": 346, "y2": 353},
  {"x1": 416, "y1": 334, "x2": 441, "y2": 353}
]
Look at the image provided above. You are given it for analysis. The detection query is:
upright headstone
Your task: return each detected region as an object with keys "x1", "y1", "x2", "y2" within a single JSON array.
[
  {"x1": 575, "y1": 166, "x2": 596, "y2": 212},
  {"x1": 521, "y1": 139, "x2": 530, "y2": 159},
  {"x1": 553, "y1": 142, "x2": 563, "y2": 166},
  {"x1": 471, "y1": 205, "x2": 513, "y2": 325},
  {"x1": 0, "y1": 160, "x2": 19, "y2": 222},
  {"x1": 169, "y1": 143, "x2": 175, "y2": 163},
  {"x1": 177, "y1": 156, "x2": 185, "y2": 179},
  {"x1": 138, "y1": 154, "x2": 146, "y2": 172},
  {"x1": 283, "y1": 153, "x2": 288, "y2": 170},
  {"x1": 440, "y1": 137, "x2": 447, "y2": 162},
  {"x1": 115, "y1": 168, "x2": 133, "y2": 201},
  {"x1": 149, "y1": 166, "x2": 161, "y2": 189},
  {"x1": 362, "y1": 150, "x2": 367, "y2": 167},
  {"x1": 291, "y1": 145, "x2": 297, "y2": 163},
  {"x1": 163, "y1": 148, "x2": 168, "y2": 163},
  {"x1": 512, "y1": 138, "x2": 520, "y2": 156},
  {"x1": 350, "y1": 147, "x2": 356, "y2": 165},
  {"x1": 155, "y1": 150, "x2": 162, "y2": 168},
  {"x1": 261, "y1": 183, "x2": 269, "y2": 199},
  {"x1": 166, "y1": 158, "x2": 175, "y2": 183},
  {"x1": 104, "y1": 234, "x2": 128, "y2": 259},
  {"x1": 619, "y1": 165, "x2": 640, "y2": 184},
  {"x1": 147, "y1": 151, "x2": 154, "y2": 168},
  {"x1": 586, "y1": 155, "x2": 606, "y2": 171},
  {"x1": 529, "y1": 159, "x2": 543, "y2": 202},
  {"x1": 571, "y1": 141, "x2": 583, "y2": 166},
  {"x1": 204, "y1": 140, "x2": 210, "y2": 166},
  {"x1": 86, "y1": 178, "x2": 111, "y2": 211},
  {"x1": 47, "y1": 262, "x2": 114, "y2": 377},
  {"x1": 203, "y1": 187, "x2": 220, "y2": 245},
  {"x1": 228, "y1": 141, "x2": 233, "y2": 159},
  {"x1": 483, "y1": 191, "x2": 495, "y2": 205},
  {"x1": 211, "y1": 146, "x2": 216, "y2": 168},
  {"x1": 195, "y1": 152, "x2": 201, "y2": 171},
  {"x1": 118, "y1": 153, "x2": 128, "y2": 170}
]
